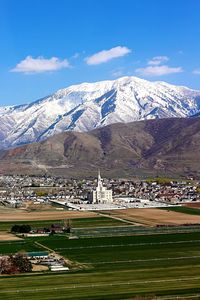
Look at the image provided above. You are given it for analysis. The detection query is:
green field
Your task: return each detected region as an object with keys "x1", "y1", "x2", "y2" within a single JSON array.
[
  {"x1": 0, "y1": 232, "x2": 200, "y2": 299},
  {"x1": 0, "y1": 240, "x2": 43, "y2": 255},
  {"x1": 161, "y1": 206, "x2": 200, "y2": 216},
  {"x1": 1, "y1": 222, "x2": 200, "y2": 299},
  {"x1": 34, "y1": 232, "x2": 200, "y2": 270},
  {"x1": 0, "y1": 217, "x2": 126, "y2": 232},
  {"x1": 0, "y1": 266, "x2": 200, "y2": 300},
  {"x1": 72, "y1": 224, "x2": 200, "y2": 238}
]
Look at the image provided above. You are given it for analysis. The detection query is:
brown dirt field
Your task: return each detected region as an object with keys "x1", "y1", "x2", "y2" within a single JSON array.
[
  {"x1": 0, "y1": 210, "x2": 98, "y2": 221},
  {"x1": 104, "y1": 208, "x2": 200, "y2": 226},
  {"x1": 32, "y1": 265, "x2": 49, "y2": 272},
  {"x1": 185, "y1": 202, "x2": 200, "y2": 209},
  {"x1": 0, "y1": 206, "x2": 21, "y2": 213},
  {"x1": 0, "y1": 232, "x2": 22, "y2": 241},
  {"x1": 23, "y1": 201, "x2": 57, "y2": 211}
]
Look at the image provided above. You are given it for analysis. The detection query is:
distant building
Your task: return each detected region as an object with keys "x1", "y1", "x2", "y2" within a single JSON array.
[
  {"x1": 26, "y1": 251, "x2": 49, "y2": 258},
  {"x1": 88, "y1": 171, "x2": 113, "y2": 204}
]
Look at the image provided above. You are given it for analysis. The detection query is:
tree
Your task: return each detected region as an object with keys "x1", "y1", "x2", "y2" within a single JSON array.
[
  {"x1": 196, "y1": 187, "x2": 200, "y2": 193},
  {"x1": 50, "y1": 229, "x2": 55, "y2": 235},
  {"x1": 0, "y1": 256, "x2": 18, "y2": 274},
  {"x1": 11, "y1": 253, "x2": 32, "y2": 273},
  {"x1": 35, "y1": 190, "x2": 48, "y2": 197},
  {"x1": 0, "y1": 257, "x2": 13, "y2": 274},
  {"x1": 19, "y1": 225, "x2": 31, "y2": 233},
  {"x1": 63, "y1": 219, "x2": 72, "y2": 233},
  {"x1": 11, "y1": 224, "x2": 31, "y2": 233},
  {"x1": 11, "y1": 225, "x2": 21, "y2": 233}
]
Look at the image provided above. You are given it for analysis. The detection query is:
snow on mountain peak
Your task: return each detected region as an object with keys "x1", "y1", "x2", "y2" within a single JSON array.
[{"x1": 0, "y1": 76, "x2": 200, "y2": 149}]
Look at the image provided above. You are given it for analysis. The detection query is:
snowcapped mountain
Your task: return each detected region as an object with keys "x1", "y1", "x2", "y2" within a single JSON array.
[{"x1": 0, "y1": 76, "x2": 200, "y2": 149}]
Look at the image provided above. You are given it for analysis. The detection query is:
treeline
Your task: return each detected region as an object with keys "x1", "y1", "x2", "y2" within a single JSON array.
[
  {"x1": 11, "y1": 224, "x2": 31, "y2": 233},
  {"x1": 0, "y1": 253, "x2": 32, "y2": 274},
  {"x1": 145, "y1": 177, "x2": 200, "y2": 186},
  {"x1": 11, "y1": 221, "x2": 72, "y2": 234},
  {"x1": 146, "y1": 177, "x2": 174, "y2": 185}
]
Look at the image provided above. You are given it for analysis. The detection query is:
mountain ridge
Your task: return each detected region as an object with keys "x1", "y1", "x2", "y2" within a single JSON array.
[
  {"x1": 1, "y1": 76, "x2": 200, "y2": 149},
  {"x1": 0, "y1": 117, "x2": 200, "y2": 178}
]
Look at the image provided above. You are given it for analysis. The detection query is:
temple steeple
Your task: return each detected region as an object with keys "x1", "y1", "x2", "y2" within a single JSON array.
[
  {"x1": 97, "y1": 170, "x2": 103, "y2": 190},
  {"x1": 87, "y1": 170, "x2": 113, "y2": 204}
]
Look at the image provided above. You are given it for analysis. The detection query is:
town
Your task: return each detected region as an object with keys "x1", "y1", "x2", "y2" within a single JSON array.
[{"x1": 0, "y1": 172, "x2": 200, "y2": 210}]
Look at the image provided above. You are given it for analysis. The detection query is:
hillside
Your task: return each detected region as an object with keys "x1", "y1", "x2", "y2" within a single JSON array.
[{"x1": 0, "y1": 117, "x2": 200, "y2": 178}]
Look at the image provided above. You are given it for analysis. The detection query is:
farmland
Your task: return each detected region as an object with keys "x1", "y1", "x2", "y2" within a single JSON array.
[
  {"x1": 161, "y1": 206, "x2": 200, "y2": 216},
  {"x1": 1, "y1": 209, "x2": 200, "y2": 299},
  {"x1": 0, "y1": 216, "x2": 127, "y2": 232},
  {"x1": 0, "y1": 232, "x2": 22, "y2": 241},
  {"x1": 1, "y1": 230, "x2": 200, "y2": 298},
  {"x1": 103, "y1": 208, "x2": 200, "y2": 225},
  {"x1": 0, "y1": 239, "x2": 43, "y2": 255},
  {"x1": 0, "y1": 232, "x2": 200, "y2": 299},
  {"x1": 34, "y1": 232, "x2": 200, "y2": 270},
  {"x1": 0, "y1": 208, "x2": 98, "y2": 221}
]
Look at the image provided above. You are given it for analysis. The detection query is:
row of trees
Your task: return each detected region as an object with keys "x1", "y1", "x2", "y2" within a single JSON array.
[
  {"x1": 11, "y1": 224, "x2": 32, "y2": 233},
  {"x1": 0, "y1": 253, "x2": 32, "y2": 274},
  {"x1": 11, "y1": 220, "x2": 72, "y2": 234}
]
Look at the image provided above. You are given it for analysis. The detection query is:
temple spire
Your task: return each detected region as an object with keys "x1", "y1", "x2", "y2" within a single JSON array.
[
  {"x1": 98, "y1": 169, "x2": 101, "y2": 182},
  {"x1": 87, "y1": 169, "x2": 113, "y2": 204},
  {"x1": 97, "y1": 169, "x2": 103, "y2": 190}
]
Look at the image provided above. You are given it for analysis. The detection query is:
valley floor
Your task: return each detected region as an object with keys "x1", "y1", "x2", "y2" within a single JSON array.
[{"x1": 1, "y1": 209, "x2": 200, "y2": 299}]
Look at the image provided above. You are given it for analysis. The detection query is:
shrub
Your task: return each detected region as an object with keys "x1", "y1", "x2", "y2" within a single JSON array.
[{"x1": 11, "y1": 224, "x2": 31, "y2": 233}]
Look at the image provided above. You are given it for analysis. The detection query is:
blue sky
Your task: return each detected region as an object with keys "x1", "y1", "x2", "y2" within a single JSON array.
[{"x1": 0, "y1": 0, "x2": 200, "y2": 106}]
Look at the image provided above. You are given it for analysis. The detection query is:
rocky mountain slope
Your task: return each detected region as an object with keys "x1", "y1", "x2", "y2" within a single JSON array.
[
  {"x1": 1, "y1": 76, "x2": 200, "y2": 149},
  {"x1": 1, "y1": 117, "x2": 200, "y2": 178}
]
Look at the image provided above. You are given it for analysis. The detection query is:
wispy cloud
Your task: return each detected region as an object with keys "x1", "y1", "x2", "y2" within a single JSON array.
[
  {"x1": 11, "y1": 56, "x2": 70, "y2": 73},
  {"x1": 71, "y1": 51, "x2": 86, "y2": 59},
  {"x1": 71, "y1": 52, "x2": 80, "y2": 59},
  {"x1": 111, "y1": 70, "x2": 124, "y2": 78},
  {"x1": 136, "y1": 65, "x2": 183, "y2": 76},
  {"x1": 85, "y1": 46, "x2": 131, "y2": 65},
  {"x1": 193, "y1": 69, "x2": 200, "y2": 75},
  {"x1": 111, "y1": 67, "x2": 125, "y2": 78},
  {"x1": 148, "y1": 56, "x2": 169, "y2": 66},
  {"x1": 136, "y1": 55, "x2": 183, "y2": 76}
]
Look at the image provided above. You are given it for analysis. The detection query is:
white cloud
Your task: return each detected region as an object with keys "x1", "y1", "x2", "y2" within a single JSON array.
[
  {"x1": 71, "y1": 52, "x2": 80, "y2": 59},
  {"x1": 85, "y1": 46, "x2": 131, "y2": 65},
  {"x1": 193, "y1": 69, "x2": 200, "y2": 75},
  {"x1": 111, "y1": 70, "x2": 124, "y2": 78},
  {"x1": 148, "y1": 56, "x2": 169, "y2": 66},
  {"x1": 136, "y1": 65, "x2": 183, "y2": 76},
  {"x1": 11, "y1": 56, "x2": 70, "y2": 73},
  {"x1": 111, "y1": 67, "x2": 125, "y2": 78}
]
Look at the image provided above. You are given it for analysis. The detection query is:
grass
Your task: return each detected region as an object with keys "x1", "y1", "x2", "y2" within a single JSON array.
[
  {"x1": 68, "y1": 216, "x2": 127, "y2": 227},
  {"x1": 0, "y1": 217, "x2": 126, "y2": 232},
  {"x1": 1, "y1": 223, "x2": 200, "y2": 298},
  {"x1": 0, "y1": 263, "x2": 200, "y2": 299},
  {"x1": 35, "y1": 232, "x2": 200, "y2": 268},
  {"x1": 161, "y1": 206, "x2": 200, "y2": 216},
  {"x1": 0, "y1": 240, "x2": 43, "y2": 255},
  {"x1": 72, "y1": 224, "x2": 200, "y2": 238}
]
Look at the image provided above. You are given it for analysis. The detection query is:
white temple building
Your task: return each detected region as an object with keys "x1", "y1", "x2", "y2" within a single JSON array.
[{"x1": 88, "y1": 171, "x2": 113, "y2": 204}]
